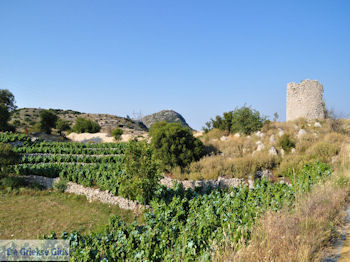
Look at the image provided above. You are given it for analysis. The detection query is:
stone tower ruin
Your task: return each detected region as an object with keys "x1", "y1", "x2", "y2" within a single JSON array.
[{"x1": 286, "y1": 79, "x2": 325, "y2": 121}]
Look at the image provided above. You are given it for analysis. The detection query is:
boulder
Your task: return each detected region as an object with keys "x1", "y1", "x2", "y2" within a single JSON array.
[
  {"x1": 278, "y1": 128, "x2": 284, "y2": 137},
  {"x1": 256, "y1": 141, "x2": 265, "y2": 151},
  {"x1": 314, "y1": 122, "x2": 322, "y2": 128},
  {"x1": 269, "y1": 146, "x2": 278, "y2": 156},
  {"x1": 297, "y1": 129, "x2": 307, "y2": 138}
]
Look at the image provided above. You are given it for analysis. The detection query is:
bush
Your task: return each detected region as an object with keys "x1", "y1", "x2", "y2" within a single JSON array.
[
  {"x1": 0, "y1": 104, "x2": 15, "y2": 132},
  {"x1": 119, "y1": 141, "x2": 160, "y2": 204},
  {"x1": 40, "y1": 110, "x2": 58, "y2": 134},
  {"x1": 0, "y1": 89, "x2": 16, "y2": 112},
  {"x1": 0, "y1": 143, "x2": 20, "y2": 178},
  {"x1": 72, "y1": 117, "x2": 101, "y2": 133},
  {"x1": 149, "y1": 121, "x2": 205, "y2": 171},
  {"x1": 0, "y1": 176, "x2": 27, "y2": 189},
  {"x1": 56, "y1": 119, "x2": 71, "y2": 134},
  {"x1": 232, "y1": 152, "x2": 279, "y2": 178},
  {"x1": 54, "y1": 179, "x2": 67, "y2": 192},
  {"x1": 112, "y1": 128, "x2": 123, "y2": 141},
  {"x1": 204, "y1": 105, "x2": 266, "y2": 135},
  {"x1": 278, "y1": 134, "x2": 296, "y2": 153}
]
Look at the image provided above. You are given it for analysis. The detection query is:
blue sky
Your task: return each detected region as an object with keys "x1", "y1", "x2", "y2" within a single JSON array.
[{"x1": 0, "y1": 0, "x2": 349, "y2": 130}]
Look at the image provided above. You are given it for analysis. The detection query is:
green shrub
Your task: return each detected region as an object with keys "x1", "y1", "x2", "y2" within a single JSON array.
[
  {"x1": 119, "y1": 141, "x2": 160, "y2": 204},
  {"x1": 278, "y1": 134, "x2": 296, "y2": 153},
  {"x1": 0, "y1": 143, "x2": 20, "y2": 178},
  {"x1": 0, "y1": 89, "x2": 16, "y2": 112},
  {"x1": 54, "y1": 179, "x2": 67, "y2": 192},
  {"x1": 40, "y1": 110, "x2": 58, "y2": 134},
  {"x1": 204, "y1": 106, "x2": 266, "y2": 135},
  {"x1": 149, "y1": 121, "x2": 205, "y2": 171},
  {"x1": 0, "y1": 176, "x2": 27, "y2": 189},
  {"x1": 0, "y1": 104, "x2": 15, "y2": 132},
  {"x1": 112, "y1": 128, "x2": 123, "y2": 141},
  {"x1": 73, "y1": 117, "x2": 101, "y2": 133},
  {"x1": 56, "y1": 119, "x2": 71, "y2": 134}
]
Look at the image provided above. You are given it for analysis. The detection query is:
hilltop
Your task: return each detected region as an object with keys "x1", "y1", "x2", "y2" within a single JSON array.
[
  {"x1": 10, "y1": 108, "x2": 148, "y2": 134},
  {"x1": 141, "y1": 110, "x2": 191, "y2": 129}
]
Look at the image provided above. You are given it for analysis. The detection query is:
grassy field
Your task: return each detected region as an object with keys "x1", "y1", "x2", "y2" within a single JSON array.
[{"x1": 0, "y1": 189, "x2": 137, "y2": 239}]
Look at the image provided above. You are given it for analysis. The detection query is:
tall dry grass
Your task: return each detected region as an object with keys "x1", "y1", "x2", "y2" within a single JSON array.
[{"x1": 222, "y1": 143, "x2": 350, "y2": 262}]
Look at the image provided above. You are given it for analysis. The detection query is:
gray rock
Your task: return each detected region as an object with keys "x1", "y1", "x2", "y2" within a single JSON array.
[
  {"x1": 141, "y1": 110, "x2": 190, "y2": 129},
  {"x1": 280, "y1": 148, "x2": 285, "y2": 157},
  {"x1": 278, "y1": 128, "x2": 285, "y2": 137},
  {"x1": 256, "y1": 141, "x2": 265, "y2": 151},
  {"x1": 269, "y1": 146, "x2": 278, "y2": 156},
  {"x1": 297, "y1": 129, "x2": 307, "y2": 138},
  {"x1": 314, "y1": 122, "x2": 322, "y2": 127},
  {"x1": 220, "y1": 136, "x2": 228, "y2": 141}
]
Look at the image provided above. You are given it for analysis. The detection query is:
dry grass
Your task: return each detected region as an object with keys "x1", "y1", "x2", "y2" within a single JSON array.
[
  {"x1": 221, "y1": 143, "x2": 350, "y2": 262},
  {"x1": 176, "y1": 120, "x2": 348, "y2": 181},
  {"x1": 0, "y1": 189, "x2": 137, "y2": 239}
]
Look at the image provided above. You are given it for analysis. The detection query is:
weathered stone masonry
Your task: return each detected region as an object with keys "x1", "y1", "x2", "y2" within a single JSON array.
[{"x1": 286, "y1": 79, "x2": 325, "y2": 121}]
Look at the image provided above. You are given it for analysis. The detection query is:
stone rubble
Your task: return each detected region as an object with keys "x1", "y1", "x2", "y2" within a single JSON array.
[{"x1": 269, "y1": 146, "x2": 278, "y2": 156}]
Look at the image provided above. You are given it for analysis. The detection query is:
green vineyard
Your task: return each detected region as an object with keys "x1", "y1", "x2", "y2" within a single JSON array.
[{"x1": 1, "y1": 132, "x2": 333, "y2": 261}]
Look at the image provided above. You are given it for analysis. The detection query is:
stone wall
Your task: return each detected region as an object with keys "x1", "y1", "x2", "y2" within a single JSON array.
[
  {"x1": 159, "y1": 176, "x2": 254, "y2": 190},
  {"x1": 286, "y1": 79, "x2": 325, "y2": 121}
]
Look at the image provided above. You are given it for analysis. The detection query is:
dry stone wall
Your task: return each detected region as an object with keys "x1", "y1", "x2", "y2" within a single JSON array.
[{"x1": 286, "y1": 79, "x2": 325, "y2": 121}]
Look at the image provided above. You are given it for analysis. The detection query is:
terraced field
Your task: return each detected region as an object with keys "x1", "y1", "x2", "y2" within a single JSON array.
[{"x1": 0, "y1": 132, "x2": 335, "y2": 261}]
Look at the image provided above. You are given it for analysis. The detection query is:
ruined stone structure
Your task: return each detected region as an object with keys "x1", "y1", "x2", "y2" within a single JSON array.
[{"x1": 286, "y1": 79, "x2": 325, "y2": 121}]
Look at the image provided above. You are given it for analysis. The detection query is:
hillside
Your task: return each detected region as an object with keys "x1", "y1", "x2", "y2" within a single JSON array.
[
  {"x1": 10, "y1": 108, "x2": 148, "y2": 134},
  {"x1": 141, "y1": 110, "x2": 191, "y2": 129}
]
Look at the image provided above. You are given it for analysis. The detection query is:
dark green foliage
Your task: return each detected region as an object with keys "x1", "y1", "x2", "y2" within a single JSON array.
[
  {"x1": 72, "y1": 117, "x2": 101, "y2": 133},
  {"x1": 278, "y1": 134, "x2": 296, "y2": 153},
  {"x1": 0, "y1": 89, "x2": 16, "y2": 112},
  {"x1": 149, "y1": 121, "x2": 205, "y2": 171},
  {"x1": 203, "y1": 105, "x2": 266, "y2": 135},
  {"x1": 119, "y1": 141, "x2": 160, "y2": 204},
  {"x1": 53, "y1": 179, "x2": 67, "y2": 192},
  {"x1": 0, "y1": 143, "x2": 20, "y2": 178},
  {"x1": 56, "y1": 119, "x2": 71, "y2": 134},
  {"x1": 40, "y1": 110, "x2": 58, "y2": 134},
  {"x1": 0, "y1": 104, "x2": 15, "y2": 132},
  {"x1": 112, "y1": 127, "x2": 123, "y2": 141},
  {"x1": 47, "y1": 162, "x2": 330, "y2": 261},
  {"x1": 0, "y1": 176, "x2": 27, "y2": 189}
]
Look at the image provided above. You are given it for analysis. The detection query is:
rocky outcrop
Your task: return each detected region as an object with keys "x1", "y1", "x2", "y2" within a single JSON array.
[{"x1": 141, "y1": 110, "x2": 190, "y2": 129}]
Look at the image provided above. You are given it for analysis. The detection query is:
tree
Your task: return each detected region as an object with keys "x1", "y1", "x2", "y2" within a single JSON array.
[
  {"x1": 72, "y1": 117, "x2": 101, "y2": 133},
  {"x1": 0, "y1": 143, "x2": 20, "y2": 178},
  {"x1": 0, "y1": 104, "x2": 10, "y2": 131},
  {"x1": 204, "y1": 105, "x2": 266, "y2": 135},
  {"x1": 149, "y1": 121, "x2": 205, "y2": 171},
  {"x1": 112, "y1": 127, "x2": 123, "y2": 141},
  {"x1": 273, "y1": 112, "x2": 279, "y2": 122},
  {"x1": 230, "y1": 106, "x2": 266, "y2": 135},
  {"x1": 119, "y1": 141, "x2": 160, "y2": 204},
  {"x1": 56, "y1": 119, "x2": 71, "y2": 135},
  {"x1": 0, "y1": 89, "x2": 16, "y2": 112},
  {"x1": 40, "y1": 110, "x2": 58, "y2": 134}
]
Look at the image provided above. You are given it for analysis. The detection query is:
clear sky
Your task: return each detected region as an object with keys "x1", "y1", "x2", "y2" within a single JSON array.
[{"x1": 1, "y1": 0, "x2": 349, "y2": 130}]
